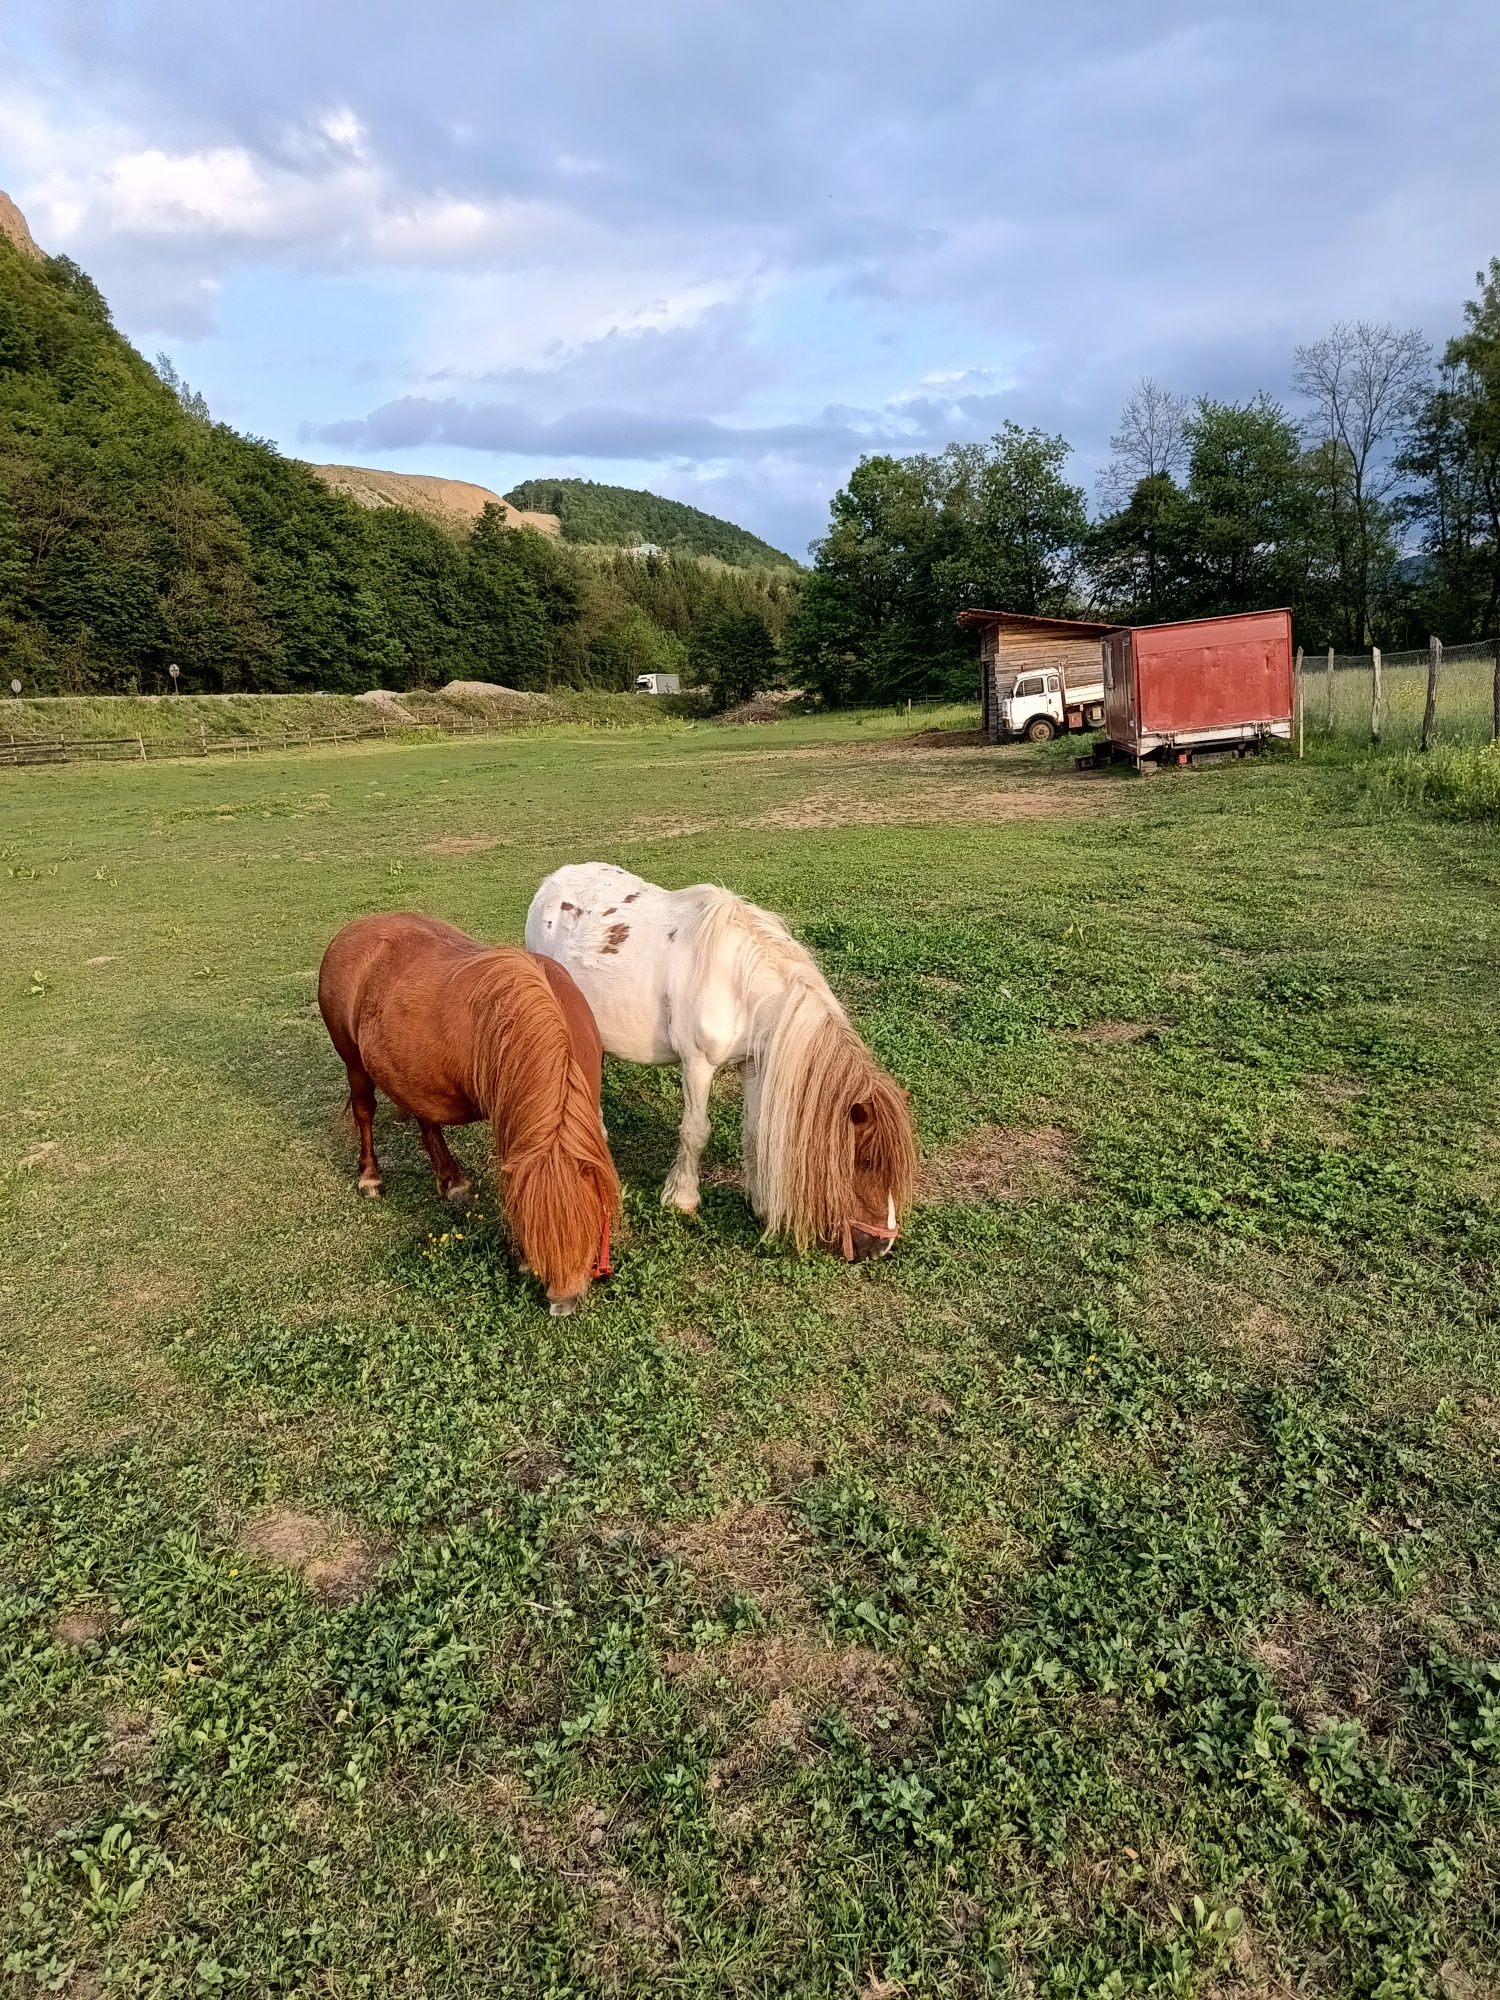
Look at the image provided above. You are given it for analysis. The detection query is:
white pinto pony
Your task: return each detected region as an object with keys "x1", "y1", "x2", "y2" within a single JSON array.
[{"x1": 525, "y1": 863, "x2": 918, "y2": 1262}]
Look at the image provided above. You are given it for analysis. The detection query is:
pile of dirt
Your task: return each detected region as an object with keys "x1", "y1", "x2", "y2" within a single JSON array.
[
  {"x1": 353, "y1": 688, "x2": 417, "y2": 725},
  {"x1": 716, "y1": 689, "x2": 806, "y2": 726},
  {"x1": 437, "y1": 681, "x2": 555, "y2": 716},
  {"x1": 307, "y1": 465, "x2": 560, "y2": 537}
]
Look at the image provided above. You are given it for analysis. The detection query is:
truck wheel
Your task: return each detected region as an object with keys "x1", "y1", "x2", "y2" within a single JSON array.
[{"x1": 1025, "y1": 716, "x2": 1057, "y2": 743}]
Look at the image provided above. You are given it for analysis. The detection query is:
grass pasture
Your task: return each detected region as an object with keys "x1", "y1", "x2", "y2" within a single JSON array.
[{"x1": 3, "y1": 714, "x2": 1499, "y2": 1997}]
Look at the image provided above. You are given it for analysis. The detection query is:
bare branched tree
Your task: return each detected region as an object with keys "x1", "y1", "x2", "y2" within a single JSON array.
[
  {"x1": 1294, "y1": 320, "x2": 1430, "y2": 644},
  {"x1": 1098, "y1": 378, "x2": 1190, "y2": 508}
]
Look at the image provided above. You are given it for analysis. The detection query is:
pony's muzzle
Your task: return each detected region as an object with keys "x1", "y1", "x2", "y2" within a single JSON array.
[{"x1": 846, "y1": 1226, "x2": 896, "y2": 1262}]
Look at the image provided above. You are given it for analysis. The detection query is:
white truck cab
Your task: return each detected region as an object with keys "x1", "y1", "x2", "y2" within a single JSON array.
[
  {"x1": 998, "y1": 669, "x2": 1105, "y2": 742},
  {"x1": 634, "y1": 672, "x2": 682, "y2": 695}
]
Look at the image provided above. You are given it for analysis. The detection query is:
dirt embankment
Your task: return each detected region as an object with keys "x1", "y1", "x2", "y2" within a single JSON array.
[{"x1": 307, "y1": 465, "x2": 560, "y2": 537}]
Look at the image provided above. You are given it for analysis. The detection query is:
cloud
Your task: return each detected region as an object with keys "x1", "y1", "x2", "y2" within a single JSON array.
[{"x1": 3, "y1": 0, "x2": 1498, "y2": 558}]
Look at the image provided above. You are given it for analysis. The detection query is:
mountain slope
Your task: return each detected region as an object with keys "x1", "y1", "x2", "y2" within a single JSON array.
[
  {"x1": 504, "y1": 477, "x2": 795, "y2": 568},
  {"x1": 309, "y1": 464, "x2": 559, "y2": 536},
  {"x1": 0, "y1": 198, "x2": 565, "y2": 693}
]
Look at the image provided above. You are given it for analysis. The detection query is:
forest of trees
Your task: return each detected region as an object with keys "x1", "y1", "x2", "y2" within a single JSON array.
[
  {"x1": 788, "y1": 262, "x2": 1500, "y2": 705},
  {"x1": 0, "y1": 236, "x2": 794, "y2": 697},
  {"x1": 504, "y1": 477, "x2": 793, "y2": 568}
]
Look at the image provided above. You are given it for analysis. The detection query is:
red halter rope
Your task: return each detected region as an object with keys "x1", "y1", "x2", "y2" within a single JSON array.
[{"x1": 839, "y1": 1215, "x2": 900, "y2": 1261}]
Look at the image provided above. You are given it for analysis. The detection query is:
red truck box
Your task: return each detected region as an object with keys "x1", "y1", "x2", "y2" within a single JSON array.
[{"x1": 1100, "y1": 610, "x2": 1294, "y2": 769}]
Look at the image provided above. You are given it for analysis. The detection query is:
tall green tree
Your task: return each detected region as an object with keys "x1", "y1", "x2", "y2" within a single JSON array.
[
  {"x1": 786, "y1": 426, "x2": 1087, "y2": 705},
  {"x1": 694, "y1": 607, "x2": 777, "y2": 709}
]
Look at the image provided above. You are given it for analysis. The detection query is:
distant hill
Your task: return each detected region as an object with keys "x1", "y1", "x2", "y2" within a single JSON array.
[
  {"x1": 309, "y1": 464, "x2": 559, "y2": 537},
  {"x1": 504, "y1": 478, "x2": 795, "y2": 568}
]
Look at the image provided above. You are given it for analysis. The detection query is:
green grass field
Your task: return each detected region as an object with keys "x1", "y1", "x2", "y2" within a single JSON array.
[{"x1": 3, "y1": 714, "x2": 1498, "y2": 1997}]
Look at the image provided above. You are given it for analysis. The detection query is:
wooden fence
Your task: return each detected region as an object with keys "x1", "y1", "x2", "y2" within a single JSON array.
[{"x1": 0, "y1": 712, "x2": 560, "y2": 769}]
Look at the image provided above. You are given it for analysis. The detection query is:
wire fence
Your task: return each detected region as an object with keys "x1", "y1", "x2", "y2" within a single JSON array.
[{"x1": 1306, "y1": 637, "x2": 1500, "y2": 751}]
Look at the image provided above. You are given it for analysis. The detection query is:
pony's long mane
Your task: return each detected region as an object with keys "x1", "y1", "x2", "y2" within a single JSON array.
[
  {"x1": 460, "y1": 952, "x2": 619, "y2": 1296},
  {"x1": 687, "y1": 890, "x2": 918, "y2": 1251}
]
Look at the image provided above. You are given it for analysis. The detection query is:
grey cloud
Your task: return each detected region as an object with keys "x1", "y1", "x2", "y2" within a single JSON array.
[{"x1": 309, "y1": 394, "x2": 947, "y2": 466}]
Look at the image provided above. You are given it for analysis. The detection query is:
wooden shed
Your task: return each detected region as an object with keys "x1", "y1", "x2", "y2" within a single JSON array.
[{"x1": 959, "y1": 609, "x2": 1121, "y2": 744}]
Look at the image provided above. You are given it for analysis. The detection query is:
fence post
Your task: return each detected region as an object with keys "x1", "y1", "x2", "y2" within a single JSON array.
[
  {"x1": 1493, "y1": 637, "x2": 1500, "y2": 744},
  {"x1": 1370, "y1": 646, "x2": 1382, "y2": 745},
  {"x1": 200, "y1": 724, "x2": 208, "y2": 756},
  {"x1": 1421, "y1": 636, "x2": 1441, "y2": 753},
  {"x1": 1326, "y1": 646, "x2": 1335, "y2": 731},
  {"x1": 137, "y1": 734, "x2": 146, "y2": 761},
  {"x1": 1294, "y1": 647, "x2": 1304, "y2": 757}
]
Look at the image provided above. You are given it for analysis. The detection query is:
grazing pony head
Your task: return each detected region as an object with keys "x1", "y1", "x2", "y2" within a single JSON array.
[
  {"x1": 466, "y1": 956, "x2": 620, "y2": 1314},
  {"x1": 755, "y1": 999, "x2": 919, "y2": 1261}
]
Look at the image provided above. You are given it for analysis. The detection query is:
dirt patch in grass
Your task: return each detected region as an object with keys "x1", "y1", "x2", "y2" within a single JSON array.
[
  {"x1": 906, "y1": 727, "x2": 987, "y2": 749},
  {"x1": 1247, "y1": 1605, "x2": 1424, "y2": 1738},
  {"x1": 663, "y1": 1323, "x2": 715, "y2": 1355},
  {"x1": 621, "y1": 812, "x2": 715, "y2": 844},
  {"x1": 922, "y1": 1124, "x2": 1078, "y2": 1203},
  {"x1": 102, "y1": 1707, "x2": 157, "y2": 1774},
  {"x1": 52, "y1": 1607, "x2": 115, "y2": 1648},
  {"x1": 665, "y1": 1632, "x2": 901, "y2": 1718},
  {"x1": 660, "y1": 1502, "x2": 808, "y2": 1615},
  {"x1": 754, "y1": 781, "x2": 1104, "y2": 833},
  {"x1": 755, "y1": 1438, "x2": 821, "y2": 1491},
  {"x1": 420, "y1": 833, "x2": 500, "y2": 856},
  {"x1": 1060, "y1": 1019, "x2": 1162, "y2": 1045},
  {"x1": 237, "y1": 1509, "x2": 384, "y2": 1603}
]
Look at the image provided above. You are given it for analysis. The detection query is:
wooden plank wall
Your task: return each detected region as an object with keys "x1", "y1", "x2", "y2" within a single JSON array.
[{"x1": 980, "y1": 631, "x2": 1106, "y2": 741}]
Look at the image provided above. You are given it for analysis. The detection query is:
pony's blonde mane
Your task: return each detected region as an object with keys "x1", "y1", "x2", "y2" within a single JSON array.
[
  {"x1": 460, "y1": 951, "x2": 619, "y2": 1297},
  {"x1": 686, "y1": 888, "x2": 918, "y2": 1251}
]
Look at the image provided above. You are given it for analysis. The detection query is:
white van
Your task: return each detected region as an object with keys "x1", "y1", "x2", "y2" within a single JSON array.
[{"x1": 634, "y1": 672, "x2": 682, "y2": 695}]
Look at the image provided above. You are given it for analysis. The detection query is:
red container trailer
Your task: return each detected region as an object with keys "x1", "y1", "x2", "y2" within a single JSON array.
[{"x1": 1097, "y1": 609, "x2": 1294, "y2": 770}]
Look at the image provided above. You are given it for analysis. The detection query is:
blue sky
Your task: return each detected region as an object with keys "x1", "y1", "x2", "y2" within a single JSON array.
[{"x1": 3, "y1": 0, "x2": 1497, "y2": 557}]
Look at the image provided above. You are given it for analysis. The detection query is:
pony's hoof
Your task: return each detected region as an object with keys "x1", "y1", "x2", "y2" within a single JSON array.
[
  {"x1": 549, "y1": 1295, "x2": 579, "y2": 1318},
  {"x1": 445, "y1": 1181, "x2": 472, "y2": 1211},
  {"x1": 358, "y1": 1178, "x2": 383, "y2": 1199},
  {"x1": 661, "y1": 1185, "x2": 700, "y2": 1215}
]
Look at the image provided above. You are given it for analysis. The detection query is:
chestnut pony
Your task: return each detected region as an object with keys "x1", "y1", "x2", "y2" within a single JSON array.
[
  {"x1": 318, "y1": 913, "x2": 619, "y2": 1314},
  {"x1": 525, "y1": 864, "x2": 918, "y2": 1262}
]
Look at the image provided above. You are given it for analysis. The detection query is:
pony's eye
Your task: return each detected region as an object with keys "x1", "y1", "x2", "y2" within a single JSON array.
[{"x1": 850, "y1": 1102, "x2": 871, "y2": 1127}]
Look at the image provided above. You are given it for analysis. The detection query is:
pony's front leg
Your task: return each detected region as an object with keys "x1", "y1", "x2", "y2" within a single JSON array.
[
  {"x1": 418, "y1": 1121, "x2": 472, "y2": 1209},
  {"x1": 662, "y1": 1051, "x2": 716, "y2": 1214}
]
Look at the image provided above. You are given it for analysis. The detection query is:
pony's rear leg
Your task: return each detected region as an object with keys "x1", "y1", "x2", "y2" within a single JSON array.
[
  {"x1": 345, "y1": 1064, "x2": 382, "y2": 1198},
  {"x1": 418, "y1": 1121, "x2": 472, "y2": 1209},
  {"x1": 662, "y1": 1051, "x2": 715, "y2": 1214}
]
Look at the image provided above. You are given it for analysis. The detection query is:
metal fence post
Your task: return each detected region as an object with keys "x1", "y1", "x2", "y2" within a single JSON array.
[
  {"x1": 1493, "y1": 637, "x2": 1500, "y2": 744},
  {"x1": 1294, "y1": 646, "x2": 1304, "y2": 757},
  {"x1": 1420, "y1": 636, "x2": 1441, "y2": 753},
  {"x1": 1326, "y1": 645, "x2": 1334, "y2": 731},
  {"x1": 1370, "y1": 647, "x2": 1382, "y2": 745}
]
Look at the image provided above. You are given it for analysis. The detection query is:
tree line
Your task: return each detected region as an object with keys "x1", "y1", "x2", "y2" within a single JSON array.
[
  {"x1": 503, "y1": 476, "x2": 793, "y2": 569},
  {"x1": 786, "y1": 261, "x2": 1500, "y2": 704},
  {"x1": 0, "y1": 239, "x2": 795, "y2": 699}
]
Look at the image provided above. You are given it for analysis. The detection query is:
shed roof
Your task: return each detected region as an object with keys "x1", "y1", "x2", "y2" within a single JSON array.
[{"x1": 957, "y1": 608, "x2": 1121, "y2": 638}]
